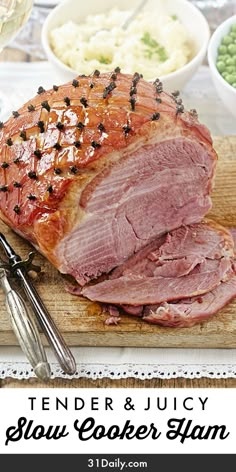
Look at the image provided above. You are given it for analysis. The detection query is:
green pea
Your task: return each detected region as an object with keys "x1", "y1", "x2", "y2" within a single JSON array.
[
  {"x1": 218, "y1": 55, "x2": 228, "y2": 64},
  {"x1": 231, "y1": 24, "x2": 236, "y2": 33},
  {"x1": 224, "y1": 74, "x2": 231, "y2": 83},
  {"x1": 226, "y1": 74, "x2": 236, "y2": 84},
  {"x1": 222, "y1": 35, "x2": 232, "y2": 45},
  {"x1": 222, "y1": 71, "x2": 228, "y2": 79},
  {"x1": 225, "y1": 66, "x2": 235, "y2": 74},
  {"x1": 232, "y1": 83, "x2": 236, "y2": 88},
  {"x1": 226, "y1": 57, "x2": 235, "y2": 66},
  {"x1": 216, "y1": 61, "x2": 225, "y2": 72},
  {"x1": 218, "y1": 44, "x2": 227, "y2": 54},
  {"x1": 228, "y1": 44, "x2": 236, "y2": 55}
]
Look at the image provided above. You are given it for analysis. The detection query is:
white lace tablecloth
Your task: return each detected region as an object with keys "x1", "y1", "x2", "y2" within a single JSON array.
[
  {"x1": 1, "y1": 346, "x2": 236, "y2": 380},
  {"x1": 0, "y1": 62, "x2": 236, "y2": 380}
]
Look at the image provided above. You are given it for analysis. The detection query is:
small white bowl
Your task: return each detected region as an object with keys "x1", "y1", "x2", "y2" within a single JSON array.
[
  {"x1": 42, "y1": 0, "x2": 210, "y2": 91},
  {"x1": 208, "y1": 15, "x2": 236, "y2": 119}
]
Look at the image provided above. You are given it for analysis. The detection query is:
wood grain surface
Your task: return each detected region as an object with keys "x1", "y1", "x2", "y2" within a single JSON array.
[
  {"x1": 0, "y1": 136, "x2": 236, "y2": 349},
  {"x1": 1, "y1": 377, "x2": 236, "y2": 388}
]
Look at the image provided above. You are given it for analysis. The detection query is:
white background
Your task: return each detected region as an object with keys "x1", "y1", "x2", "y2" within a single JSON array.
[{"x1": 0, "y1": 388, "x2": 235, "y2": 454}]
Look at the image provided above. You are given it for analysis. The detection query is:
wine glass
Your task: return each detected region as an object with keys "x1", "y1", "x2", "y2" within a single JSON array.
[{"x1": 0, "y1": 0, "x2": 33, "y2": 113}]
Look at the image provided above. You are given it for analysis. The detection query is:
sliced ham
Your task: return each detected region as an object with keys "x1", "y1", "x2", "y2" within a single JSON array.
[
  {"x1": 143, "y1": 276, "x2": 236, "y2": 327},
  {"x1": 82, "y1": 258, "x2": 233, "y2": 305},
  {"x1": 82, "y1": 220, "x2": 235, "y2": 306}
]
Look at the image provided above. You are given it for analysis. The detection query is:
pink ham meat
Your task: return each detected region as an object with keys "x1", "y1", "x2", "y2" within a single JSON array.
[
  {"x1": 82, "y1": 220, "x2": 234, "y2": 304},
  {"x1": 0, "y1": 72, "x2": 216, "y2": 286},
  {"x1": 143, "y1": 276, "x2": 236, "y2": 327},
  {"x1": 82, "y1": 259, "x2": 233, "y2": 305},
  {"x1": 82, "y1": 220, "x2": 236, "y2": 326}
]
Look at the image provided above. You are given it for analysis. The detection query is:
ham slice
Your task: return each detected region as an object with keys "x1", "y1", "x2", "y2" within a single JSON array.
[
  {"x1": 82, "y1": 220, "x2": 236, "y2": 327},
  {"x1": 82, "y1": 220, "x2": 235, "y2": 306},
  {"x1": 82, "y1": 258, "x2": 233, "y2": 305},
  {"x1": 143, "y1": 276, "x2": 236, "y2": 327}
]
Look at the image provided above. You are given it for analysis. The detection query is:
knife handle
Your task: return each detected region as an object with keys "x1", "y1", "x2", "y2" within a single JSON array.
[
  {"x1": 18, "y1": 270, "x2": 76, "y2": 375},
  {"x1": 0, "y1": 270, "x2": 51, "y2": 381}
]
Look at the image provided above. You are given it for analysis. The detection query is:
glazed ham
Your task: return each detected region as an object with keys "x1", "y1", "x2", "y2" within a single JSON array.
[
  {"x1": 0, "y1": 71, "x2": 216, "y2": 287},
  {"x1": 1, "y1": 70, "x2": 235, "y2": 327}
]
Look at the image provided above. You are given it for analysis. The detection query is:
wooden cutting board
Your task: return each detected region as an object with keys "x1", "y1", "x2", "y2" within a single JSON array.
[{"x1": 1, "y1": 136, "x2": 236, "y2": 348}]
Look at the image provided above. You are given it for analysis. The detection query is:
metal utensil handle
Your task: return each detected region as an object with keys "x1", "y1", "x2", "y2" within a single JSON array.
[
  {"x1": 0, "y1": 270, "x2": 51, "y2": 381},
  {"x1": 122, "y1": 0, "x2": 148, "y2": 30},
  {"x1": 0, "y1": 232, "x2": 76, "y2": 375},
  {"x1": 18, "y1": 269, "x2": 76, "y2": 375}
]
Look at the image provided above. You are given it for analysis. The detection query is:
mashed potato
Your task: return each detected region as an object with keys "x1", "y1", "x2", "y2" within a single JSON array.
[{"x1": 50, "y1": 8, "x2": 192, "y2": 80}]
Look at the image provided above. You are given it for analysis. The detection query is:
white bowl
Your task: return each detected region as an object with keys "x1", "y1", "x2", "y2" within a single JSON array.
[
  {"x1": 42, "y1": 0, "x2": 210, "y2": 91},
  {"x1": 208, "y1": 15, "x2": 236, "y2": 119}
]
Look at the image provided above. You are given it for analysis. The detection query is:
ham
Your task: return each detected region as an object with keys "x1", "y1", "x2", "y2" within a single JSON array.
[
  {"x1": 1, "y1": 70, "x2": 234, "y2": 328},
  {"x1": 82, "y1": 220, "x2": 235, "y2": 306},
  {"x1": 82, "y1": 258, "x2": 233, "y2": 305},
  {"x1": 0, "y1": 71, "x2": 216, "y2": 287},
  {"x1": 143, "y1": 277, "x2": 236, "y2": 327},
  {"x1": 82, "y1": 220, "x2": 236, "y2": 328}
]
